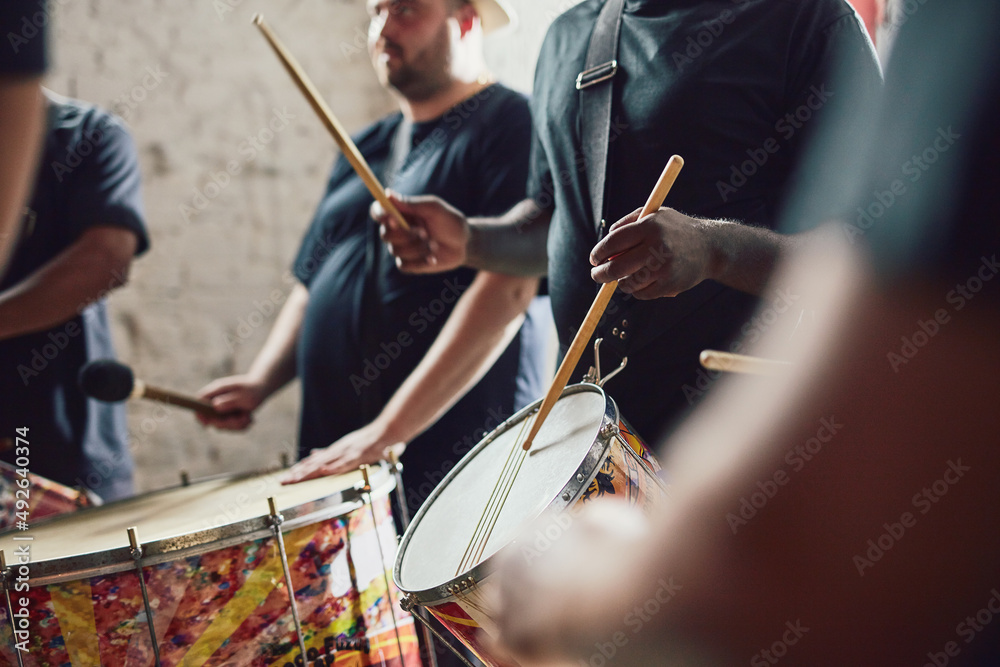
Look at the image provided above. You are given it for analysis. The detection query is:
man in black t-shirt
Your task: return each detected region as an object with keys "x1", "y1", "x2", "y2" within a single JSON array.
[
  {"x1": 381, "y1": 0, "x2": 882, "y2": 444},
  {"x1": 0, "y1": 0, "x2": 49, "y2": 272},
  {"x1": 0, "y1": 92, "x2": 149, "y2": 501},
  {"x1": 199, "y1": 0, "x2": 551, "y2": 518},
  {"x1": 491, "y1": 1, "x2": 1000, "y2": 664}
]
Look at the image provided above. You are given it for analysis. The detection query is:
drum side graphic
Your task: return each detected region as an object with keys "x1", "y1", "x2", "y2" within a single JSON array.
[{"x1": 0, "y1": 470, "x2": 421, "y2": 667}]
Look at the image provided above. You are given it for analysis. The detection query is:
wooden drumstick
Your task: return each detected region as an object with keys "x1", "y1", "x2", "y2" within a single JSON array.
[
  {"x1": 522, "y1": 155, "x2": 685, "y2": 451},
  {"x1": 699, "y1": 349, "x2": 792, "y2": 375},
  {"x1": 252, "y1": 14, "x2": 409, "y2": 231}
]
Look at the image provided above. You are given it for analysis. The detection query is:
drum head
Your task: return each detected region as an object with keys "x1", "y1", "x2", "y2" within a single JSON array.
[
  {"x1": 397, "y1": 384, "x2": 611, "y2": 594},
  {"x1": 0, "y1": 467, "x2": 373, "y2": 568}
]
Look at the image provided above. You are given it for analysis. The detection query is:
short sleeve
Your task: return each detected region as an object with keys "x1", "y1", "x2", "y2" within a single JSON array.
[
  {"x1": 65, "y1": 113, "x2": 149, "y2": 255},
  {"x1": 473, "y1": 90, "x2": 532, "y2": 216},
  {"x1": 526, "y1": 117, "x2": 554, "y2": 211},
  {"x1": 0, "y1": 0, "x2": 48, "y2": 75}
]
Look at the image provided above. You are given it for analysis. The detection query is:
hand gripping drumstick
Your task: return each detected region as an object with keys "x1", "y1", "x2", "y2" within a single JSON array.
[
  {"x1": 521, "y1": 155, "x2": 685, "y2": 451},
  {"x1": 252, "y1": 15, "x2": 409, "y2": 230},
  {"x1": 699, "y1": 349, "x2": 792, "y2": 375}
]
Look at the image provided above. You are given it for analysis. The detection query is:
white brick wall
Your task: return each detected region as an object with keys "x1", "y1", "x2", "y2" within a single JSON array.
[{"x1": 45, "y1": 0, "x2": 572, "y2": 492}]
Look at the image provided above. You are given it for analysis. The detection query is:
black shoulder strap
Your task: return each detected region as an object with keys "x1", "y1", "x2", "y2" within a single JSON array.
[{"x1": 578, "y1": 0, "x2": 626, "y2": 235}]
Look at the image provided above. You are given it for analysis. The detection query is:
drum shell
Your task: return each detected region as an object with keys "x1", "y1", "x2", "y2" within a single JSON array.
[
  {"x1": 0, "y1": 465, "x2": 422, "y2": 667},
  {"x1": 394, "y1": 384, "x2": 664, "y2": 666}
]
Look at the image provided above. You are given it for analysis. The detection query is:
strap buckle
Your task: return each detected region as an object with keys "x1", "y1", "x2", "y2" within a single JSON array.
[{"x1": 575, "y1": 60, "x2": 618, "y2": 90}]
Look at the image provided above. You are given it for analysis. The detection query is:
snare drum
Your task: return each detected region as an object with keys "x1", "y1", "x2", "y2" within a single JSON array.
[
  {"x1": 0, "y1": 461, "x2": 94, "y2": 531},
  {"x1": 0, "y1": 464, "x2": 421, "y2": 666},
  {"x1": 394, "y1": 383, "x2": 665, "y2": 666}
]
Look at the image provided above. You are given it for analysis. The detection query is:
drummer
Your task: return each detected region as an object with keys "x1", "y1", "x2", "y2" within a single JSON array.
[
  {"x1": 375, "y1": 0, "x2": 883, "y2": 447},
  {"x1": 198, "y1": 0, "x2": 552, "y2": 516},
  {"x1": 493, "y1": 0, "x2": 1000, "y2": 662},
  {"x1": 0, "y1": 91, "x2": 149, "y2": 502}
]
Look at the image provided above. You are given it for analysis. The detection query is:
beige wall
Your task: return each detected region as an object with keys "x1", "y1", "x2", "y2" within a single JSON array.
[{"x1": 44, "y1": 0, "x2": 570, "y2": 493}]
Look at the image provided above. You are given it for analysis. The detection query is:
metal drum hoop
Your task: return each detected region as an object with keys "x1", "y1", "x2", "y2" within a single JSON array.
[
  {"x1": 393, "y1": 382, "x2": 619, "y2": 607},
  {"x1": 10, "y1": 463, "x2": 396, "y2": 587}
]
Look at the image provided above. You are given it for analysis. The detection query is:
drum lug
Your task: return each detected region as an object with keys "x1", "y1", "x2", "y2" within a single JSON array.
[
  {"x1": 400, "y1": 593, "x2": 417, "y2": 612},
  {"x1": 600, "y1": 422, "x2": 620, "y2": 441}
]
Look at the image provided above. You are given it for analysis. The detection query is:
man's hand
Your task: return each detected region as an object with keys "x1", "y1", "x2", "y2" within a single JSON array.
[
  {"x1": 374, "y1": 191, "x2": 471, "y2": 273},
  {"x1": 590, "y1": 207, "x2": 715, "y2": 299},
  {"x1": 196, "y1": 375, "x2": 268, "y2": 430},
  {"x1": 280, "y1": 423, "x2": 404, "y2": 484},
  {"x1": 494, "y1": 501, "x2": 655, "y2": 662}
]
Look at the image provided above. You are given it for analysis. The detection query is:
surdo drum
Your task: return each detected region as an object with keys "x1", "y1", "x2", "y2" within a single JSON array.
[
  {"x1": 0, "y1": 464, "x2": 421, "y2": 666},
  {"x1": 394, "y1": 383, "x2": 665, "y2": 666}
]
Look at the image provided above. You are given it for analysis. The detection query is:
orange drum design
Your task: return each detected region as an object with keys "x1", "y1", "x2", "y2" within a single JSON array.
[{"x1": 0, "y1": 467, "x2": 421, "y2": 667}]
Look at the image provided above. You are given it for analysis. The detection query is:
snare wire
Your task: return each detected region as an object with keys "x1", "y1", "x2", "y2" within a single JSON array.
[{"x1": 456, "y1": 411, "x2": 533, "y2": 575}]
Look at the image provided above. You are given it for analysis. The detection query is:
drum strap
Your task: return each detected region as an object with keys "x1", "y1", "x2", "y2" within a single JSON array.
[{"x1": 578, "y1": 0, "x2": 626, "y2": 236}]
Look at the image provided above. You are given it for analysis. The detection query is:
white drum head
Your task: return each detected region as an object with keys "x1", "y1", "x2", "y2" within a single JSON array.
[
  {"x1": 0, "y1": 468, "x2": 368, "y2": 564},
  {"x1": 397, "y1": 386, "x2": 609, "y2": 592}
]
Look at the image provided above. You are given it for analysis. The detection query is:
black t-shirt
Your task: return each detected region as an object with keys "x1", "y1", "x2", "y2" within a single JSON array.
[
  {"x1": 529, "y1": 0, "x2": 881, "y2": 442},
  {"x1": 0, "y1": 95, "x2": 149, "y2": 500},
  {"x1": 0, "y1": 0, "x2": 48, "y2": 75},
  {"x1": 293, "y1": 84, "x2": 549, "y2": 514}
]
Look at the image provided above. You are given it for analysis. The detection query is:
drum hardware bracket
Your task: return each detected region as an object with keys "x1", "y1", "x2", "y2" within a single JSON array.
[
  {"x1": 358, "y1": 467, "x2": 407, "y2": 666},
  {"x1": 401, "y1": 594, "x2": 481, "y2": 667},
  {"x1": 266, "y1": 497, "x2": 310, "y2": 665},
  {"x1": 445, "y1": 576, "x2": 477, "y2": 596},
  {"x1": 127, "y1": 527, "x2": 162, "y2": 667},
  {"x1": 600, "y1": 422, "x2": 620, "y2": 442},
  {"x1": 583, "y1": 338, "x2": 628, "y2": 387}
]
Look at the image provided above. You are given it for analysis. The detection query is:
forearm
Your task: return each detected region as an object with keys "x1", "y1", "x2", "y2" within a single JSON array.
[
  {"x1": 0, "y1": 227, "x2": 136, "y2": 340},
  {"x1": 374, "y1": 272, "x2": 538, "y2": 443},
  {"x1": 705, "y1": 221, "x2": 807, "y2": 296},
  {"x1": 466, "y1": 199, "x2": 551, "y2": 276},
  {"x1": 0, "y1": 78, "x2": 44, "y2": 273},
  {"x1": 245, "y1": 283, "x2": 309, "y2": 398}
]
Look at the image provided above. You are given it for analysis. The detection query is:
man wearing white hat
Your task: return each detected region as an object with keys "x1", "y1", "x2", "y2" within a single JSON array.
[{"x1": 198, "y1": 0, "x2": 550, "y2": 541}]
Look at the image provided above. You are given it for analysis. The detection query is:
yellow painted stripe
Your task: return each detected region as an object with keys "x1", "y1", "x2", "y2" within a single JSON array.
[
  {"x1": 49, "y1": 580, "x2": 101, "y2": 665},
  {"x1": 180, "y1": 525, "x2": 317, "y2": 666},
  {"x1": 432, "y1": 610, "x2": 480, "y2": 627}
]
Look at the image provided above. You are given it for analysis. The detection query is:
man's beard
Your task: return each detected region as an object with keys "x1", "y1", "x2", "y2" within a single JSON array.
[{"x1": 377, "y1": 28, "x2": 453, "y2": 102}]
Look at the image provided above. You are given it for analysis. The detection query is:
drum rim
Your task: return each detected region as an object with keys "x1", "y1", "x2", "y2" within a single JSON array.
[
  {"x1": 393, "y1": 382, "x2": 618, "y2": 606},
  {"x1": 6, "y1": 463, "x2": 396, "y2": 587}
]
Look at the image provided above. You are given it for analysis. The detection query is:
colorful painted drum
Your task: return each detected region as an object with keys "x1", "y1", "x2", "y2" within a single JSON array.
[
  {"x1": 394, "y1": 383, "x2": 665, "y2": 666},
  {"x1": 0, "y1": 464, "x2": 422, "y2": 666},
  {"x1": 0, "y1": 461, "x2": 94, "y2": 531}
]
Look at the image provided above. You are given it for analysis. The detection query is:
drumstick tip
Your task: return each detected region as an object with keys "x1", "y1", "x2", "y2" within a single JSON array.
[{"x1": 252, "y1": 13, "x2": 263, "y2": 25}]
